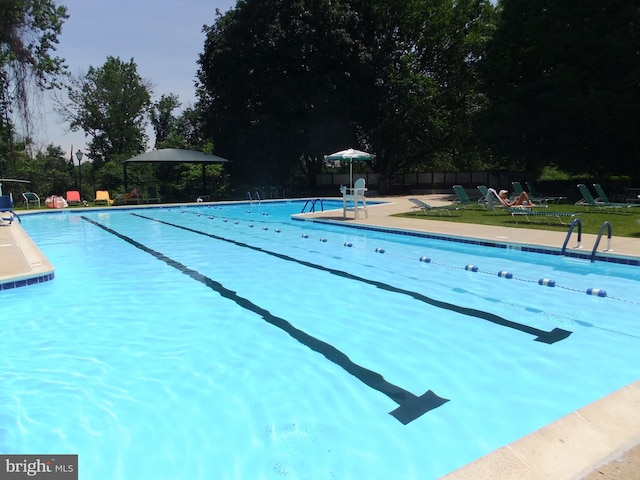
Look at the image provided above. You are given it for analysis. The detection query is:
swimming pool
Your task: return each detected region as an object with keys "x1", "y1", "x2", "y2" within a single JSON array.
[{"x1": 3, "y1": 200, "x2": 639, "y2": 479}]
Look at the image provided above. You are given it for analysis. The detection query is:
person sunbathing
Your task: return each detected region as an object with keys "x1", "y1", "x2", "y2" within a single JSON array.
[{"x1": 498, "y1": 190, "x2": 535, "y2": 207}]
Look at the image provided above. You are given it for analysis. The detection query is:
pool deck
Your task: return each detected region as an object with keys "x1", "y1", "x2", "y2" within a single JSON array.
[{"x1": 3, "y1": 196, "x2": 640, "y2": 479}]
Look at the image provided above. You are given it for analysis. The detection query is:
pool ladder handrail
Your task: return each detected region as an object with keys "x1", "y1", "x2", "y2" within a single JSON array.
[
  {"x1": 301, "y1": 198, "x2": 324, "y2": 213},
  {"x1": 561, "y1": 218, "x2": 612, "y2": 262},
  {"x1": 561, "y1": 218, "x2": 582, "y2": 254},
  {"x1": 590, "y1": 221, "x2": 612, "y2": 262},
  {"x1": 247, "y1": 190, "x2": 262, "y2": 205}
]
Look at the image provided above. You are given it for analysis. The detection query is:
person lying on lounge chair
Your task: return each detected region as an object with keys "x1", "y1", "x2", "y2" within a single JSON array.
[
  {"x1": 125, "y1": 187, "x2": 142, "y2": 204},
  {"x1": 498, "y1": 189, "x2": 536, "y2": 207}
]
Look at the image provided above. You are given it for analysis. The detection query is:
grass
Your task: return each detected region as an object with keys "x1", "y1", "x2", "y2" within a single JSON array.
[{"x1": 395, "y1": 203, "x2": 640, "y2": 238}]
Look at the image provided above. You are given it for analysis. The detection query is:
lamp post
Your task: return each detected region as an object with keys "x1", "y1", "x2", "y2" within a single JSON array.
[{"x1": 75, "y1": 150, "x2": 83, "y2": 199}]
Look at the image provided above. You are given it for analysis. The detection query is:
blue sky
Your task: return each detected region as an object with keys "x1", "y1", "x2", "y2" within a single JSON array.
[{"x1": 39, "y1": 0, "x2": 237, "y2": 159}]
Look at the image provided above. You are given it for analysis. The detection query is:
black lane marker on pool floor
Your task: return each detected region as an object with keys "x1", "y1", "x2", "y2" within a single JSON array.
[
  {"x1": 81, "y1": 215, "x2": 447, "y2": 424},
  {"x1": 133, "y1": 213, "x2": 572, "y2": 345}
]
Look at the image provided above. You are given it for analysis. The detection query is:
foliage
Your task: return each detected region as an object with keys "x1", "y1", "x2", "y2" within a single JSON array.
[
  {"x1": 197, "y1": 0, "x2": 497, "y2": 191},
  {"x1": 54, "y1": 56, "x2": 152, "y2": 167},
  {"x1": 0, "y1": 0, "x2": 67, "y2": 171},
  {"x1": 150, "y1": 93, "x2": 181, "y2": 147},
  {"x1": 479, "y1": 0, "x2": 640, "y2": 181},
  {"x1": 0, "y1": 0, "x2": 68, "y2": 122},
  {"x1": 369, "y1": 0, "x2": 497, "y2": 177},
  {"x1": 198, "y1": 0, "x2": 380, "y2": 189}
]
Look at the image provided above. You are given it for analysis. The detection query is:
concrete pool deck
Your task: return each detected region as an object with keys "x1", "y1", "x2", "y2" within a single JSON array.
[{"x1": 3, "y1": 196, "x2": 640, "y2": 479}]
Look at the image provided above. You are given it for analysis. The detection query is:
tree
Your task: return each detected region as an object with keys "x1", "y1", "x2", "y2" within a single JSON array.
[
  {"x1": 197, "y1": 0, "x2": 496, "y2": 192},
  {"x1": 150, "y1": 93, "x2": 181, "y2": 147},
  {"x1": 368, "y1": 0, "x2": 496, "y2": 179},
  {"x1": 479, "y1": 0, "x2": 640, "y2": 181},
  {"x1": 197, "y1": 0, "x2": 379, "y2": 190},
  {"x1": 1, "y1": 0, "x2": 67, "y2": 173},
  {"x1": 55, "y1": 56, "x2": 152, "y2": 167}
]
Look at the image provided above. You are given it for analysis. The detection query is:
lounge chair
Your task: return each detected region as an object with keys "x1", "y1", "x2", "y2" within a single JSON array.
[
  {"x1": 409, "y1": 198, "x2": 459, "y2": 216},
  {"x1": 526, "y1": 182, "x2": 566, "y2": 203},
  {"x1": 112, "y1": 193, "x2": 126, "y2": 206},
  {"x1": 576, "y1": 184, "x2": 632, "y2": 211},
  {"x1": 512, "y1": 181, "x2": 553, "y2": 204},
  {"x1": 146, "y1": 186, "x2": 161, "y2": 203},
  {"x1": 453, "y1": 185, "x2": 482, "y2": 209},
  {"x1": 341, "y1": 178, "x2": 368, "y2": 218},
  {"x1": 476, "y1": 186, "x2": 490, "y2": 207},
  {"x1": 125, "y1": 193, "x2": 142, "y2": 205},
  {"x1": 22, "y1": 192, "x2": 40, "y2": 209},
  {"x1": 66, "y1": 190, "x2": 81, "y2": 205},
  {"x1": 0, "y1": 195, "x2": 20, "y2": 224},
  {"x1": 94, "y1": 190, "x2": 113, "y2": 205},
  {"x1": 593, "y1": 184, "x2": 638, "y2": 207},
  {"x1": 486, "y1": 188, "x2": 579, "y2": 224}
]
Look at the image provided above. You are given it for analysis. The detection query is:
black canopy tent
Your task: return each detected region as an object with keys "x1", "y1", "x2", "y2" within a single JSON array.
[{"x1": 122, "y1": 148, "x2": 230, "y2": 193}]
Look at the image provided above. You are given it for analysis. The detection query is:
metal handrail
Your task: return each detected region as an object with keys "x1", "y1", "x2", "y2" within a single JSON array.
[
  {"x1": 590, "y1": 221, "x2": 612, "y2": 262},
  {"x1": 561, "y1": 218, "x2": 582, "y2": 255}
]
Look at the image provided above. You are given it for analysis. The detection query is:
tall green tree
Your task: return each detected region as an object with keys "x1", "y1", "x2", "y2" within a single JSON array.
[
  {"x1": 0, "y1": 0, "x2": 67, "y2": 174},
  {"x1": 369, "y1": 0, "x2": 496, "y2": 179},
  {"x1": 197, "y1": 0, "x2": 379, "y2": 190},
  {"x1": 479, "y1": 0, "x2": 640, "y2": 180},
  {"x1": 197, "y1": 0, "x2": 496, "y2": 191},
  {"x1": 55, "y1": 56, "x2": 152, "y2": 167},
  {"x1": 150, "y1": 93, "x2": 181, "y2": 147}
]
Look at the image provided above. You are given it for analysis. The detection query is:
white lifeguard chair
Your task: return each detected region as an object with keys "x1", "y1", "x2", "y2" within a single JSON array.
[{"x1": 341, "y1": 178, "x2": 368, "y2": 219}]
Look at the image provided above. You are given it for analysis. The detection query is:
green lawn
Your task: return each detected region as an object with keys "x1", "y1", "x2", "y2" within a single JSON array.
[{"x1": 394, "y1": 203, "x2": 640, "y2": 238}]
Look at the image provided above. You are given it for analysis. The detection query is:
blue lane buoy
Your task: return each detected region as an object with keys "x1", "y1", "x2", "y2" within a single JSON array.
[
  {"x1": 344, "y1": 242, "x2": 353, "y2": 247},
  {"x1": 375, "y1": 248, "x2": 385, "y2": 254},
  {"x1": 465, "y1": 264, "x2": 479, "y2": 272},
  {"x1": 419, "y1": 256, "x2": 431, "y2": 263},
  {"x1": 223, "y1": 219, "x2": 228, "y2": 222},
  {"x1": 263, "y1": 227, "x2": 269, "y2": 231},
  {"x1": 538, "y1": 278, "x2": 556, "y2": 287},
  {"x1": 234, "y1": 221, "x2": 239, "y2": 225},
  {"x1": 249, "y1": 224, "x2": 254, "y2": 228},
  {"x1": 586, "y1": 288, "x2": 607, "y2": 297},
  {"x1": 498, "y1": 271, "x2": 513, "y2": 279},
  {"x1": 275, "y1": 229, "x2": 281, "y2": 233},
  {"x1": 208, "y1": 216, "x2": 214, "y2": 220},
  {"x1": 320, "y1": 238, "x2": 328, "y2": 242},
  {"x1": 302, "y1": 233, "x2": 309, "y2": 238}
]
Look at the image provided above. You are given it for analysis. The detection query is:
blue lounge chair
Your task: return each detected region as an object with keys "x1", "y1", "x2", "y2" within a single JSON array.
[
  {"x1": 593, "y1": 184, "x2": 638, "y2": 207},
  {"x1": 576, "y1": 184, "x2": 632, "y2": 211},
  {"x1": 453, "y1": 185, "x2": 482, "y2": 209},
  {"x1": 512, "y1": 181, "x2": 555, "y2": 204},
  {"x1": 0, "y1": 195, "x2": 20, "y2": 224},
  {"x1": 409, "y1": 198, "x2": 459, "y2": 216},
  {"x1": 526, "y1": 182, "x2": 565, "y2": 203}
]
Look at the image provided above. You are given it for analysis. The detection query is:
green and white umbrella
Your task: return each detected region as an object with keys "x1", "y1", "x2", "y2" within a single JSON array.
[{"x1": 324, "y1": 148, "x2": 375, "y2": 188}]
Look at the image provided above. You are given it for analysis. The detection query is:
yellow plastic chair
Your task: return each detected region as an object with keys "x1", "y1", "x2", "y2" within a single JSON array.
[{"x1": 94, "y1": 190, "x2": 113, "y2": 205}]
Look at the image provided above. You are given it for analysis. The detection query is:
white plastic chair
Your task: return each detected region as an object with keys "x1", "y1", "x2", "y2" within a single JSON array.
[{"x1": 341, "y1": 178, "x2": 368, "y2": 219}]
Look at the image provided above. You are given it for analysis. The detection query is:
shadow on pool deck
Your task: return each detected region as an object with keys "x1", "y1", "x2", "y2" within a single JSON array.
[{"x1": 4, "y1": 195, "x2": 640, "y2": 479}]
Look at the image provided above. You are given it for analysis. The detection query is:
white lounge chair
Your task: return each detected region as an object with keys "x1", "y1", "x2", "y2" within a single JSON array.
[{"x1": 409, "y1": 198, "x2": 459, "y2": 216}]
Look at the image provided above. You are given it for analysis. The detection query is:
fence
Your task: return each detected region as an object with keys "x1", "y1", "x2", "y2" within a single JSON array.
[{"x1": 316, "y1": 170, "x2": 534, "y2": 194}]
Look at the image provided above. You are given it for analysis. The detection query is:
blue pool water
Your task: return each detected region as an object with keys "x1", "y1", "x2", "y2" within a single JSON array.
[{"x1": 3, "y1": 200, "x2": 640, "y2": 479}]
